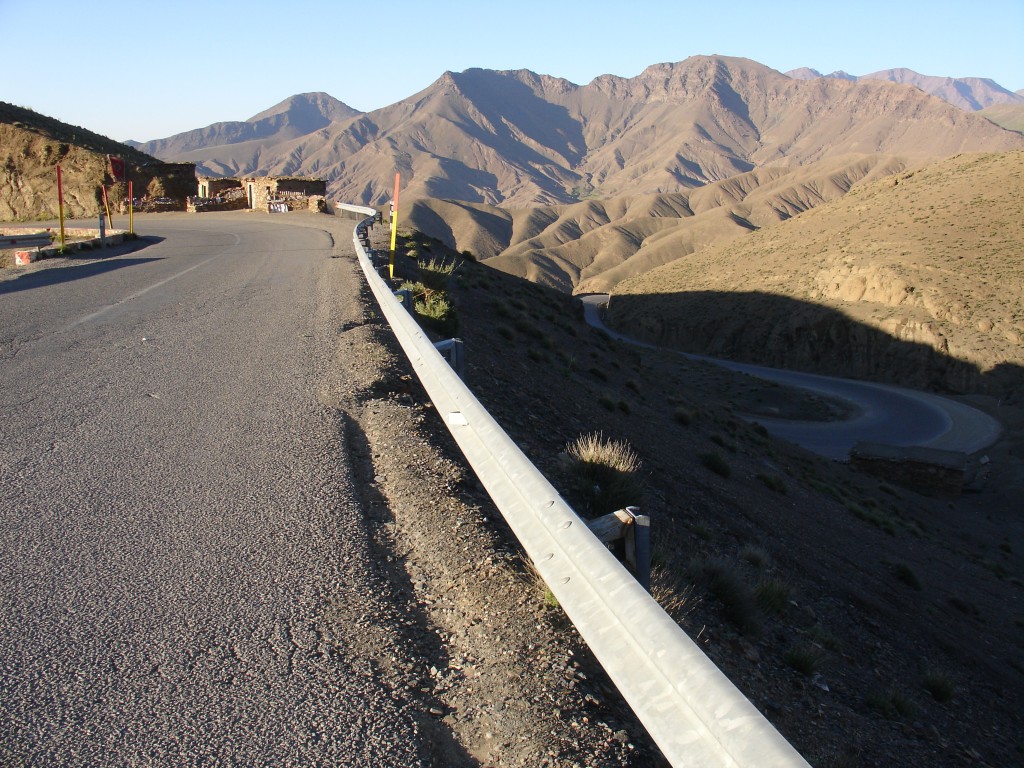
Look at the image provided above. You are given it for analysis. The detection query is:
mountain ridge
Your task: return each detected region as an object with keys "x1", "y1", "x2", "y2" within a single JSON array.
[
  {"x1": 135, "y1": 56, "x2": 1023, "y2": 208},
  {"x1": 127, "y1": 92, "x2": 360, "y2": 159},
  {"x1": 785, "y1": 66, "x2": 1024, "y2": 111}
]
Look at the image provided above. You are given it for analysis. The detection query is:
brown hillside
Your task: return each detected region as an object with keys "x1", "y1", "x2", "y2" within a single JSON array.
[
  {"x1": 1, "y1": 103, "x2": 195, "y2": 220},
  {"x1": 407, "y1": 154, "x2": 909, "y2": 292},
  {"x1": 147, "y1": 57, "x2": 1024, "y2": 207},
  {"x1": 608, "y1": 151, "x2": 1024, "y2": 399}
]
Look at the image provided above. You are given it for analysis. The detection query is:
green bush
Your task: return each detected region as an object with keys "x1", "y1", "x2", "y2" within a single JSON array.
[
  {"x1": 784, "y1": 644, "x2": 825, "y2": 676},
  {"x1": 756, "y1": 473, "x2": 787, "y2": 494},
  {"x1": 690, "y1": 556, "x2": 760, "y2": 635},
  {"x1": 755, "y1": 578, "x2": 791, "y2": 615},
  {"x1": 673, "y1": 406, "x2": 694, "y2": 426}
]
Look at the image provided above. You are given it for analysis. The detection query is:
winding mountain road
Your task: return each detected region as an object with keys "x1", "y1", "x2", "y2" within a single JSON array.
[
  {"x1": 581, "y1": 294, "x2": 1001, "y2": 460},
  {"x1": 0, "y1": 214, "x2": 426, "y2": 766}
]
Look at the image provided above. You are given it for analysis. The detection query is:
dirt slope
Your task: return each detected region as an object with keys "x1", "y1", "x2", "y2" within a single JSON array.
[
  {"x1": 1, "y1": 103, "x2": 194, "y2": 220},
  {"x1": 375, "y1": 225, "x2": 1024, "y2": 767}
]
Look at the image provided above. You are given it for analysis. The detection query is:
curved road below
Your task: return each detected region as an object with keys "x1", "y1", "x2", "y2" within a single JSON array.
[
  {"x1": 581, "y1": 294, "x2": 1001, "y2": 460},
  {"x1": 0, "y1": 214, "x2": 428, "y2": 766}
]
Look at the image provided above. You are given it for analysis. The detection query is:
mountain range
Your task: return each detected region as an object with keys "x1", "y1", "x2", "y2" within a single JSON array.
[
  {"x1": 132, "y1": 56, "x2": 1024, "y2": 208},
  {"x1": 785, "y1": 66, "x2": 1024, "y2": 110}
]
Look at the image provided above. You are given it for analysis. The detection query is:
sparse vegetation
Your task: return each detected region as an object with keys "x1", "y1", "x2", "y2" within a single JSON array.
[
  {"x1": 922, "y1": 673, "x2": 955, "y2": 703},
  {"x1": 784, "y1": 644, "x2": 825, "y2": 676},
  {"x1": 698, "y1": 451, "x2": 731, "y2": 478}
]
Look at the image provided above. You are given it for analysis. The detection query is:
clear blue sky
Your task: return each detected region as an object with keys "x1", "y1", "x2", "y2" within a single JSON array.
[{"x1": 3, "y1": 0, "x2": 1022, "y2": 142}]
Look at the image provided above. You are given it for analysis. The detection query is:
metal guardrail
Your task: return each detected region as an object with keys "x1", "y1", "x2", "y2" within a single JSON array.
[
  {"x1": 1, "y1": 232, "x2": 52, "y2": 249},
  {"x1": 344, "y1": 204, "x2": 811, "y2": 768}
]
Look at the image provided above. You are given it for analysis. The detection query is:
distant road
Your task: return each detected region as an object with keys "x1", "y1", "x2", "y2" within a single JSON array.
[
  {"x1": 581, "y1": 294, "x2": 1001, "y2": 459},
  {"x1": 0, "y1": 214, "x2": 425, "y2": 766}
]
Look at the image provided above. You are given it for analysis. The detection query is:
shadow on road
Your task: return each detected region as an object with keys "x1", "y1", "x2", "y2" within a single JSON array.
[{"x1": 0, "y1": 237, "x2": 165, "y2": 295}]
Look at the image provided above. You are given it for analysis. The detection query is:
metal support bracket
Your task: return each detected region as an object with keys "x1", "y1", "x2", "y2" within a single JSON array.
[
  {"x1": 433, "y1": 338, "x2": 465, "y2": 379},
  {"x1": 586, "y1": 506, "x2": 651, "y2": 591},
  {"x1": 395, "y1": 288, "x2": 414, "y2": 312}
]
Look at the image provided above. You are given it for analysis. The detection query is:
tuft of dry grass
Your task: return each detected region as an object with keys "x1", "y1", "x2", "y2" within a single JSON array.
[{"x1": 564, "y1": 432, "x2": 643, "y2": 516}]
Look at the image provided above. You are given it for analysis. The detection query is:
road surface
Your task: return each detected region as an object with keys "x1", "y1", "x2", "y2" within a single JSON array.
[
  {"x1": 581, "y1": 294, "x2": 1001, "y2": 460},
  {"x1": 0, "y1": 214, "x2": 426, "y2": 766}
]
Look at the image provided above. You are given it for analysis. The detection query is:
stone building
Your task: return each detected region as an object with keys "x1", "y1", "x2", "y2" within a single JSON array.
[
  {"x1": 240, "y1": 176, "x2": 327, "y2": 211},
  {"x1": 192, "y1": 175, "x2": 327, "y2": 213}
]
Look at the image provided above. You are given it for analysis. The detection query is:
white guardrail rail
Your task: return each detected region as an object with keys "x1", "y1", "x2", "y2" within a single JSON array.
[{"x1": 340, "y1": 203, "x2": 811, "y2": 768}]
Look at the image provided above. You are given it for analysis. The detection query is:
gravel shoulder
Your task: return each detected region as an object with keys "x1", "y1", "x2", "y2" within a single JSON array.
[{"x1": 313, "y1": 214, "x2": 655, "y2": 766}]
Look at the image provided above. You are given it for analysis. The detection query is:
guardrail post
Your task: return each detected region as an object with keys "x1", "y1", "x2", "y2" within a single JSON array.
[
  {"x1": 395, "y1": 289, "x2": 414, "y2": 312},
  {"x1": 586, "y1": 506, "x2": 651, "y2": 592},
  {"x1": 624, "y1": 506, "x2": 651, "y2": 592},
  {"x1": 433, "y1": 338, "x2": 465, "y2": 379}
]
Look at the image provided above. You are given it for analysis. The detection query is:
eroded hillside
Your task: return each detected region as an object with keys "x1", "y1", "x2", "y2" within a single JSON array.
[{"x1": 406, "y1": 154, "x2": 910, "y2": 292}]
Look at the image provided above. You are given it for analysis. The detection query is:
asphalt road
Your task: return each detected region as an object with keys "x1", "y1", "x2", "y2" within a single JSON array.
[
  {"x1": 0, "y1": 214, "x2": 425, "y2": 766},
  {"x1": 581, "y1": 294, "x2": 1001, "y2": 460}
]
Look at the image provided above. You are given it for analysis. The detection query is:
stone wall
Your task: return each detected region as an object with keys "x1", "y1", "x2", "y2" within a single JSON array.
[
  {"x1": 197, "y1": 177, "x2": 241, "y2": 197},
  {"x1": 850, "y1": 442, "x2": 966, "y2": 495}
]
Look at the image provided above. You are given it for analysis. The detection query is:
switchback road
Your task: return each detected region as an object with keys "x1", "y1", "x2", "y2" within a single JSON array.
[
  {"x1": 581, "y1": 294, "x2": 1000, "y2": 460},
  {"x1": 0, "y1": 214, "x2": 426, "y2": 766}
]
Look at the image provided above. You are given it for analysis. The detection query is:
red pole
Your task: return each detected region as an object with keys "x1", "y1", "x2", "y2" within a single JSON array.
[{"x1": 56, "y1": 165, "x2": 66, "y2": 250}]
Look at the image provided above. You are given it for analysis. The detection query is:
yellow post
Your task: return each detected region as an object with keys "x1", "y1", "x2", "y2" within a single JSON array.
[
  {"x1": 388, "y1": 173, "x2": 400, "y2": 280},
  {"x1": 128, "y1": 180, "x2": 134, "y2": 235}
]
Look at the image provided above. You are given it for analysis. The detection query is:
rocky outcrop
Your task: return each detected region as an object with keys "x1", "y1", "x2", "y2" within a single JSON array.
[{"x1": 1, "y1": 104, "x2": 196, "y2": 220}]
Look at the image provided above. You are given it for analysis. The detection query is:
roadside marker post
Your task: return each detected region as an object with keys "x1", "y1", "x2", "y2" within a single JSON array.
[
  {"x1": 56, "y1": 165, "x2": 66, "y2": 251},
  {"x1": 101, "y1": 185, "x2": 113, "y2": 229},
  {"x1": 388, "y1": 173, "x2": 400, "y2": 280}
]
